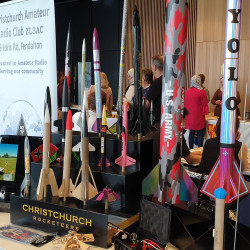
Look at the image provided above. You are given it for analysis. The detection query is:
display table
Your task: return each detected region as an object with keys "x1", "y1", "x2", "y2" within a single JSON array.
[
  {"x1": 0, "y1": 212, "x2": 112, "y2": 250},
  {"x1": 184, "y1": 115, "x2": 250, "y2": 149},
  {"x1": 0, "y1": 212, "x2": 178, "y2": 250},
  {"x1": 206, "y1": 117, "x2": 250, "y2": 148}
]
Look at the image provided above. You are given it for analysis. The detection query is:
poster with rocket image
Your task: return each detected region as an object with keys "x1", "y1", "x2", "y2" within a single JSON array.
[{"x1": 0, "y1": 0, "x2": 57, "y2": 136}]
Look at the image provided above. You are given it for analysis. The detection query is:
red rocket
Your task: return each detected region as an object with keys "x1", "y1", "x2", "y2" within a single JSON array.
[
  {"x1": 59, "y1": 110, "x2": 74, "y2": 201},
  {"x1": 115, "y1": 102, "x2": 136, "y2": 174}
]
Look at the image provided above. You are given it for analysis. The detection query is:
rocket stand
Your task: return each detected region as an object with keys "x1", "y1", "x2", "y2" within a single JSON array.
[{"x1": 9, "y1": 132, "x2": 153, "y2": 248}]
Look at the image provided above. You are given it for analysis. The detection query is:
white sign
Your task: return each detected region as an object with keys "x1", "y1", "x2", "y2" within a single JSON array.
[{"x1": 0, "y1": 0, "x2": 57, "y2": 136}]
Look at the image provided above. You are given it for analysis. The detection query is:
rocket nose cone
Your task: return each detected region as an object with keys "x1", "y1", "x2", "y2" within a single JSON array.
[
  {"x1": 93, "y1": 28, "x2": 99, "y2": 49},
  {"x1": 66, "y1": 110, "x2": 73, "y2": 130}
]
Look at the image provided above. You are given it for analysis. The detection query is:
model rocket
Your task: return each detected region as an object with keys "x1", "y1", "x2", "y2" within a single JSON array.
[
  {"x1": 98, "y1": 106, "x2": 111, "y2": 171},
  {"x1": 20, "y1": 136, "x2": 30, "y2": 196},
  {"x1": 81, "y1": 39, "x2": 86, "y2": 107},
  {"x1": 62, "y1": 77, "x2": 69, "y2": 152},
  {"x1": 201, "y1": 0, "x2": 248, "y2": 203},
  {"x1": 158, "y1": 1, "x2": 188, "y2": 204},
  {"x1": 117, "y1": 0, "x2": 128, "y2": 138},
  {"x1": 72, "y1": 93, "x2": 98, "y2": 205},
  {"x1": 37, "y1": 89, "x2": 59, "y2": 200},
  {"x1": 65, "y1": 21, "x2": 71, "y2": 92},
  {"x1": 93, "y1": 28, "x2": 102, "y2": 134},
  {"x1": 130, "y1": 6, "x2": 142, "y2": 140},
  {"x1": 115, "y1": 102, "x2": 136, "y2": 174},
  {"x1": 31, "y1": 87, "x2": 58, "y2": 163},
  {"x1": 59, "y1": 110, "x2": 74, "y2": 201}
]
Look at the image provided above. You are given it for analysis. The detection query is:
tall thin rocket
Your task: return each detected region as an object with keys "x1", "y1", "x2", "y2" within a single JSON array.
[
  {"x1": 81, "y1": 39, "x2": 86, "y2": 107},
  {"x1": 62, "y1": 77, "x2": 69, "y2": 152},
  {"x1": 201, "y1": 0, "x2": 248, "y2": 203},
  {"x1": 117, "y1": 0, "x2": 128, "y2": 138},
  {"x1": 93, "y1": 28, "x2": 102, "y2": 133},
  {"x1": 20, "y1": 136, "x2": 30, "y2": 196},
  {"x1": 158, "y1": 1, "x2": 188, "y2": 204},
  {"x1": 65, "y1": 21, "x2": 71, "y2": 100},
  {"x1": 132, "y1": 6, "x2": 142, "y2": 140}
]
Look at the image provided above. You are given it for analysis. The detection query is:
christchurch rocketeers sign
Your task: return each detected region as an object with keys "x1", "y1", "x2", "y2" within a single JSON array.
[{"x1": 0, "y1": 0, "x2": 57, "y2": 137}]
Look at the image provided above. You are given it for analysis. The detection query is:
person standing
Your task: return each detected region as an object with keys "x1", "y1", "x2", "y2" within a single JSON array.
[
  {"x1": 184, "y1": 75, "x2": 208, "y2": 149},
  {"x1": 211, "y1": 76, "x2": 241, "y2": 116},
  {"x1": 123, "y1": 68, "x2": 135, "y2": 103},
  {"x1": 141, "y1": 68, "x2": 153, "y2": 97},
  {"x1": 145, "y1": 55, "x2": 163, "y2": 125},
  {"x1": 199, "y1": 73, "x2": 210, "y2": 103}
]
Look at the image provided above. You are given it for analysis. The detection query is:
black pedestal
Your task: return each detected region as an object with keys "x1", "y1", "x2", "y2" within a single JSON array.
[
  {"x1": 170, "y1": 202, "x2": 250, "y2": 250},
  {"x1": 51, "y1": 132, "x2": 153, "y2": 213}
]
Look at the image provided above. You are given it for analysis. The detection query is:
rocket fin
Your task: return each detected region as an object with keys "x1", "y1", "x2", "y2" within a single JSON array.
[
  {"x1": 48, "y1": 168, "x2": 59, "y2": 196},
  {"x1": 72, "y1": 142, "x2": 95, "y2": 153},
  {"x1": 201, "y1": 159, "x2": 249, "y2": 203},
  {"x1": 58, "y1": 179, "x2": 65, "y2": 198},
  {"x1": 72, "y1": 182, "x2": 98, "y2": 201},
  {"x1": 88, "y1": 143, "x2": 95, "y2": 152},
  {"x1": 98, "y1": 157, "x2": 111, "y2": 168},
  {"x1": 69, "y1": 178, "x2": 74, "y2": 193},
  {"x1": 37, "y1": 168, "x2": 47, "y2": 200},
  {"x1": 115, "y1": 155, "x2": 136, "y2": 167},
  {"x1": 20, "y1": 178, "x2": 25, "y2": 193}
]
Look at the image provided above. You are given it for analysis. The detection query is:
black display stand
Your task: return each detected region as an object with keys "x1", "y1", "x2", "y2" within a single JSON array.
[
  {"x1": 170, "y1": 201, "x2": 250, "y2": 250},
  {"x1": 10, "y1": 132, "x2": 153, "y2": 248},
  {"x1": 51, "y1": 132, "x2": 153, "y2": 213}
]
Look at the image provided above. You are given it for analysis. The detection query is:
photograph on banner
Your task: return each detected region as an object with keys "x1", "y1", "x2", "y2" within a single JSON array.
[{"x1": 0, "y1": 0, "x2": 57, "y2": 136}]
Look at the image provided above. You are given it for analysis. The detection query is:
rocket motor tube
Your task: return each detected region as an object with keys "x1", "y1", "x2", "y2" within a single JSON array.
[
  {"x1": 62, "y1": 125, "x2": 72, "y2": 198},
  {"x1": 214, "y1": 188, "x2": 227, "y2": 250},
  {"x1": 81, "y1": 137, "x2": 90, "y2": 202},
  {"x1": 42, "y1": 123, "x2": 50, "y2": 170},
  {"x1": 117, "y1": 0, "x2": 128, "y2": 137}
]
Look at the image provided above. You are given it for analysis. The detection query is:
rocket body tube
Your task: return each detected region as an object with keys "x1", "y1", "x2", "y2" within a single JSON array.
[
  {"x1": 62, "y1": 110, "x2": 73, "y2": 199},
  {"x1": 115, "y1": 102, "x2": 136, "y2": 174},
  {"x1": 158, "y1": 1, "x2": 188, "y2": 204},
  {"x1": 43, "y1": 105, "x2": 50, "y2": 171},
  {"x1": 24, "y1": 136, "x2": 30, "y2": 195},
  {"x1": 81, "y1": 39, "x2": 86, "y2": 107},
  {"x1": 81, "y1": 100, "x2": 89, "y2": 203},
  {"x1": 93, "y1": 28, "x2": 102, "y2": 133},
  {"x1": 117, "y1": 0, "x2": 128, "y2": 137},
  {"x1": 65, "y1": 21, "x2": 71, "y2": 90},
  {"x1": 132, "y1": 7, "x2": 142, "y2": 139},
  {"x1": 62, "y1": 77, "x2": 69, "y2": 150}
]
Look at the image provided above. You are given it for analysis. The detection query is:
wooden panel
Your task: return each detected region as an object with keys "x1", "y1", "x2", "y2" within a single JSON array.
[{"x1": 195, "y1": 0, "x2": 250, "y2": 116}]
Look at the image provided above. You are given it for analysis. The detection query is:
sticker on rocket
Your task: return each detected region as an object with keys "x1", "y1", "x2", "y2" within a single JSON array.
[{"x1": 201, "y1": 0, "x2": 249, "y2": 203}]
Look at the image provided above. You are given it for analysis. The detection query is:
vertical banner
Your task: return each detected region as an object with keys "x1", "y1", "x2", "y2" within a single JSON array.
[{"x1": 0, "y1": 0, "x2": 57, "y2": 136}]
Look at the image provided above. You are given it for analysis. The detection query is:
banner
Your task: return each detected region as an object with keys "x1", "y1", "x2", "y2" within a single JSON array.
[{"x1": 0, "y1": 0, "x2": 57, "y2": 136}]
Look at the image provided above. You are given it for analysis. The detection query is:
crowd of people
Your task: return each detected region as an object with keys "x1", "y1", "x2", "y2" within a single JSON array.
[{"x1": 57, "y1": 53, "x2": 247, "y2": 179}]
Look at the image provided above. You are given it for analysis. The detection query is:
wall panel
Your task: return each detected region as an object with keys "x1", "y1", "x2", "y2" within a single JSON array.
[{"x1": 195, "y1": 0, "x2": 250, "y2": 115}]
